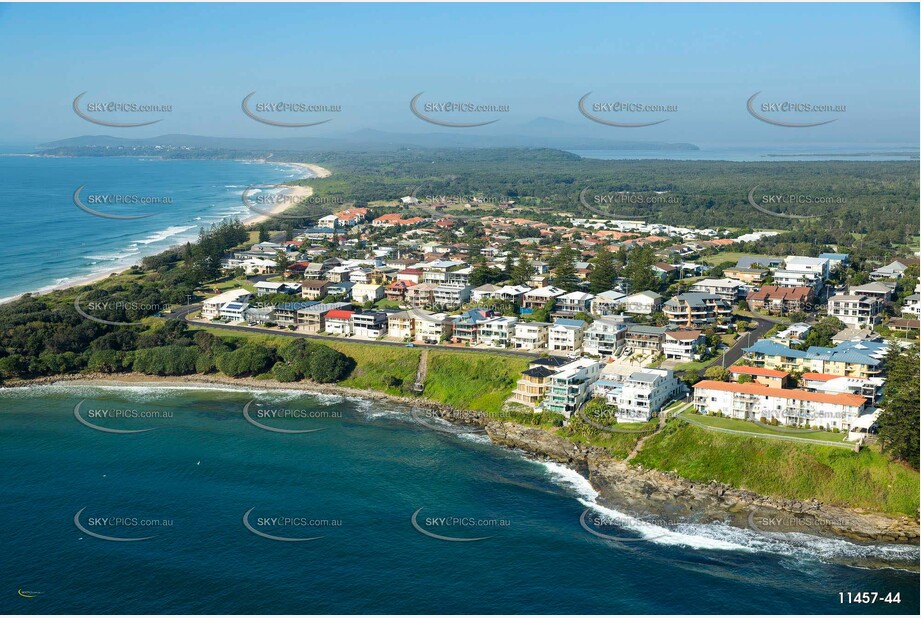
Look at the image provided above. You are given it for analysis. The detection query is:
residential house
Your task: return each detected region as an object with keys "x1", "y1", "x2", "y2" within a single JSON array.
[
  {"x1": 849, "y1": 282, "x2": 896, "y2": 303},
  {"x1": 478, "y1": 316, "x2": 519, "y2": 348},
  {"x1": 625, "y1": 325, "x2": 666, "y2": 352},
  {"x1": 450, "y1": 309, "x2": 495, "y2": 345},
  {"x1": 352, "y1": 283, "x2": 385, "y2": 304},
  {"x1": 471, "y1": 284, "x2": 501, "y2": 303},
  {"x1": 818, "y1": 252, "x2": 849, "y2": 271},
  {"x1": 622, "y1": 291, "x2": 662, "y2": 315},
  {"x1": 254, "y1": 281, "x2": 301, "y2": 297},
  {"x1": 219, "y1": 300, "x2": 249, "y2": 322},
  {"x1": 433, "y1": 285, "x2": 472, "y2": 309},
  {"x1": 662, "y1": 329, "x2": 706, "y2": 361},
  {"x1": 522, "y1": 286, "x2": 566, "y2": 311},
  {"x1": 387, "y1": 311, "x2": 415, "y2": 340},
  {"x1": 870, "y1": 258, "x2": 915, "y2": 281},
  {"x1": 493, "y1": 284, "x2": 532, "y2": 305},
  {"x1": 324, "y1": 309, "x2": 355, "y2": 335},
  {"x1": 351, "y1": 311, "x2": 388, "y2": 338},
  {"x1": 512, "y1": 321, "x2": 551, "y2": 350},
  {"x1": 591, "y1": 290, "x2": 627, "y2": 316},
  {"x1": 510, "y1": 357, "x2": 573, "y2": 407},
  {"x1": 202, "y1": 289, "x2": 251, "y2": 320},
  {"x1": 689, "y1": 278, "x2": 746, "y2": 302},
  {"x1": 406, "y1": 282, "x2": 438, "y2": 308},
  {"x1": 413, "y1": 309, "x2": 451, "y2": 344},
  {"x1": 274, "y1": 301, "x2": 317, "y2": 327},
  {"x1": 385, "y1": 280, "x2": 415, "y2": 303},
  {"x1": 300, "y1": 279, "x2": 330, "y2": 301},
  {"x1": 553, "y1": 291, "x2": 595, "y2": 317},
  {"x1": 548, "y1": 318, "x2": 587, "y2": 353},
  {"x1": 296, "y1": 302, "x2": 352, "y2": 334},
  {"x1": 723, "y1": 267, "x2": 768, "y2": 284},
  {"x1": 326, "y1": 281, "x2": 355, "y2": 299}
]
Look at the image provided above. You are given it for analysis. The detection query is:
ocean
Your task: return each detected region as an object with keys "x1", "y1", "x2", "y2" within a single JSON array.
[
  {"x1": 0, "y1": 156, "x2": 306, "y2": 303},
  {"x1": 0, "y1": 384, "x2": 917, "y2": 614},
  {"x1": 570, "y1": 144, "x2": 919, "y2": 161}
]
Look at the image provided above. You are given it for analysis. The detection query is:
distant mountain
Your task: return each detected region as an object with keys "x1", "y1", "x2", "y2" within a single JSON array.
[{"x1": 38, "y1": 127, "x2": 699, "y2": 153}]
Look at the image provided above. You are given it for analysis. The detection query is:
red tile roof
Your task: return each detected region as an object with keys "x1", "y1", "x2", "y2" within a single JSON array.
[
  {"x1": 694, "y1": 380, "x2": 866, "y2": 406},
  {"x1": 325, "y1": 309, "x2": 354, "y2": 320}
]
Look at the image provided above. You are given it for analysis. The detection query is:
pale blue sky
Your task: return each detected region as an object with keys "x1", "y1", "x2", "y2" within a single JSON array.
[{"x1": 0, "y1": 2, "x2": 917, "y2": 147}]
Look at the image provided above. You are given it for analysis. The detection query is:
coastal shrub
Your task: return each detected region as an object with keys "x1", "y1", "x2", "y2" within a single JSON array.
[
  {"x1": 215, "y1": 343, "x2": 275, "y2": 377},
  {"x1": 272, "y1": 362, "x2": 298, "y2": 383},
  {"x1": 87, "y1": 349, "x2": 126, "y2": 373},
  {"x1": 133, "y1": 345, "x2": 198, "y2": 376},
  {"x1": 195, "y1": 353, "x2": 216, "y2": 374},
  {"x1": 306, "y1": 346, "x2": 353, "y2": 383}
]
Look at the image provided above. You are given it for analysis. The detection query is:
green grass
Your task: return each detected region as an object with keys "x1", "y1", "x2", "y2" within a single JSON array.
[
  {"x1": 700, "y1": 252, "x2": 776, "y2": 266},
  {"x1": 423, "y1": 350, "x2": 529, "y2": 414},
  {"x1": 559, "y1": 416, "x2": 658, "y2": 459},
  {"x1": 682, "y1": 411, "x2": 847, "y2": 442},
  {"x1": 633, "y1": 421, "x2": 920, "y2": 516},
  {"x1": 323, "y1": 341, "x2": 420, "y2": 396}
]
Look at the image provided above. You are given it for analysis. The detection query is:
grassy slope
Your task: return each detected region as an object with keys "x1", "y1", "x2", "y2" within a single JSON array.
[
  {"x1": 323, "y1": 341, "x2": 420, "y2": 397},
  {"x1": 633, "y1": 421, "x2": 920, "y2": 516},
  {"x1": 423, "y1": 350, "x2": 529, "y2": 415}
]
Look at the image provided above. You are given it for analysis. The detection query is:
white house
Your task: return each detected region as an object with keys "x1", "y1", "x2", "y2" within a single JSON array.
[
  {"x1": 548, "y1": 318, "x2": 587, "y2": 353},
  {"x1": 662, "y1": 329, "x2": 706, "y2": 361},
  {"x1": 616, "y1": 369, "x2": 684, "y2": 423},
  {"x1": 591, "y1": 290, "x2": 627, "y2": 316},
  {"x1": 689, "y1": 278, "x2": 746, "y2": 302},
  {"x1": 351, "y1": 283, "x2": 385, "y2": 304},
  {"x1": 622, "y1": 291, "x2": 662, "y2": 315},
  {"x1": 471, "y1": 284, "x2": 501, "y2": 303},
  {"x1": 202, "y1": 289, "x2": 252, "y2": 320},
  {"x1": 219, "y1": 300, "x2": 250, "y2": 322},
  {"x1": 540, "y1": 358, "x2": 603, "y2": 417},
  {"x1": 554, "y1": 291, "x2": 595, "y2": 316},
  {"x1": 512, "y1": 321, "x2": 551, "y2": 350},
  {"x1": 414, "y1": 311, "x2": 451, "y2": 344},
  {"x1": 477, "y1": 316, "x2": 519, "y2": 348}
]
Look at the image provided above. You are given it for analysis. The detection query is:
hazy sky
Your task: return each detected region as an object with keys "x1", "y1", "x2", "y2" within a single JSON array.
[{"x1": 0, "y1": 2, "x2": 918, "y2": 147}]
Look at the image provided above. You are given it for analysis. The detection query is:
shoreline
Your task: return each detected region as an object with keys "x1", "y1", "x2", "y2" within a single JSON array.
[
  {"x1": 5, "y1": 372, "x2": 918, "y2": 557},
  {"x1": 0, "y1": 160, "x2": 332, "y2": 305}
]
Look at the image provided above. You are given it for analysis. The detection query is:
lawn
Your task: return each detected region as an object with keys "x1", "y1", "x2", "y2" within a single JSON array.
[
  {"x1": 423, "y1": 350, "x2": 529, "y2": 415},
  {"x1": 680, "y1": 411, "x2": 847, "y2": 442},
  {"x1": 633, "y1": 421, "x2": 919, "y2": 516},
  {"x1": 700, "y1": 252, "x2": 776, "y2": 266}
]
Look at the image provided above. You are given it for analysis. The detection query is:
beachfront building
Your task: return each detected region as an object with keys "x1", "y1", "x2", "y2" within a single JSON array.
[
  {"x1": 413, "y1": 310, "x2": 451, "y2": 344},
  {"x1": 541, "y1": 358, "x2": 603, "y2": 417},
  {"x1": 202, "y1": 289, "x2": 252, "y2": 320},
  {"x1": 510, "y1": 357, "x2": 572, "y2": 407},
  {"x1": 219, "y1": 300, "x2": 250, "y2": 323},
  {"x1": 296, "y1": 302, "x2": 352, "y2": 334},
  {"x1": 801, "y1": 372, "x2": 884, "y2": 404},
  {"x1": 351, "y1": 311, "x2": 388, "y2": 338},
  {"x1": 582, "y1": 318, "x2": 627, "y2": 358},
  {"x1": 477, "y1": 316, "x2": 519, "y2": 348},
  {"x1": 512, "y1": 321, "x2": 551, "y2": 351},
  {"x1": 693, "y1": 380, "x2": 869, "y2": 430},
  {"x1": 827, "y1": 294, "x2": 882, "y2": 328},
  {"x1": 324, "y1": 309, "x2": 355, "y2": 335},
  {"x1": 625, "y1": 325, "x2": 666, "y2": 352},
  {"x1": 450, "y1": 309, "x2": 495, "y2": 345},
  {"x1": 388, "y1": 310, "x2": 415, "y2": 340},
  {"x1": 616, "y1": 369, "x2": 684, "y2": 423},
  {"x1": 548, "y1": 318, "x2": 588, "y2": 353}
]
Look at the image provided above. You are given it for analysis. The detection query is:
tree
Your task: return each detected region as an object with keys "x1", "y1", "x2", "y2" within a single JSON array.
[
  {"x1": 551, "y1": 246, "x2": 580, "y2": 292},
  {"x1": 258, "y1": 225, "x2": 270, "y2": 242},
  {"x1": 215, "y1": 344, "x2": 275, "y2": 377},
  {"x1": 704, "y1": 366, "x2": 729, "y2": 381},
  {"x1": 623, "y1": 246, "x2": 659, "y2": 294},
  {"x1": 275, "y1": 250, "x2": 290, "y2": 275},
  {"x1": 877, "y1": 344, "x2": 920, "y2": 468},
  {"x1": 510, "y1": 255, "x2": 535, "y2": 286},
  {"x1": 588, "y1": 247, "x2": 618, "y2": 294}
]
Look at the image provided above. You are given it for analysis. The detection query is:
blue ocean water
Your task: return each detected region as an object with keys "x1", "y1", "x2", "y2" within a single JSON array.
[
  {"x1": 0, "y1": 156, "x2": 305, "y2": 302},
  {"x1": 0, "y1": 385, "x2": 917, "y2": 614}
]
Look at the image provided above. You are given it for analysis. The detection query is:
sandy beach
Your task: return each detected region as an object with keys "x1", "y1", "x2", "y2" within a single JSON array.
[{"x1": 0, "y1": 161, "x2": 332, "y2": 305}]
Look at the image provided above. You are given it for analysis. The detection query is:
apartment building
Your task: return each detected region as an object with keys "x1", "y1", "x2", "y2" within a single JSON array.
[
  {"x1": 625, "y1": 324, "x2": 666, "y2": 352},
  {"x1": 693, "y1": 380, "x2": 869, "y2": 431},
  {"x1": 743, "y1": 339, "x2": 887, "y2": 379},
  {"x1": 296, "y1": 302, "x2": 352, "y2": 334},
  {"x1": 663, "y1": 293, "x2": 732, "y2": 327},
  {"x1": 541, "y1": 358, "x2": 603, "y2": 417},
  {"x1": 553, "y1": 291, "x2": 595, "y2": 317},
  {"x1": 433, "y1": 285, "x2": 471, "y2": 309},
  {"x1": 548, "y1": 318, "x2": 588, "y2": 353},
  {"x1": 510, "y1": 357, "x2": 572, "y2": 407},
  {"x1": 387, "y1": 310, "x2": 416, "y2": 340},
  {"x1": 827, "y1": 294, "x2": 882, "y2": 328},
  {"x1": 727, "y1": 365, "x2": 789, "y2": 389},
  {"x1": 616, "y1": 369, "x2": 684, "y2": 422},
  {"x1": 351, "y1": 311, "x2": 388, "y2": 338},
  {"x1": 689, "y1": 278, "x2": 746, "y2": 302},
  {"x1": 522, "y1": 286, "x2": 566, "y2": 311},
  {"x1": 414, "y1": 310, "x2": 451, "y2": 344},
  {"x1": 746, "y1": 286, "x2": 814, "y2": 314},
  {"x1": 582, "y1": 318, "x2": 627, "y2": 357},
  {"x1": 477, "y1": 316, "x2": 519, "y2": 348},
  {"x1": 324, "y1": 309, "x2": 355, "y2": 335}
]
